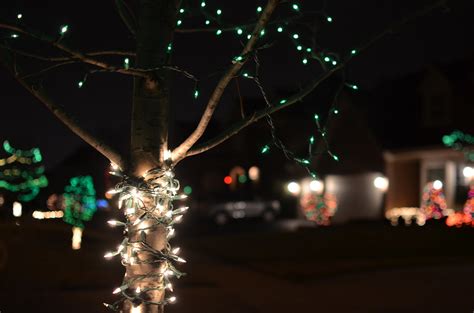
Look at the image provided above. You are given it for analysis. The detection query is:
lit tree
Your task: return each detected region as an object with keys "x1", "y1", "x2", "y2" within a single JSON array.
[
  {"x1": 0, "y1": 140, "x2": 48, "y2": 203},
  {"x1": 63, "y1": 175, "x2": 97, "y2": 250},
  {"x1": 0, "y1": 1, "x2": 447, "y2": 312},
  {"x1": 421, "y1": 181, "x2": 448, "y2": 220},
  {"x1": 63, "y1": 176, "x2": 97, "y2": 228}
]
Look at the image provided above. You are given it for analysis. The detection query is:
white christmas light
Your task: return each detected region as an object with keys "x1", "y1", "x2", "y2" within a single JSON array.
[
  {"x1": 433, "y1": 180, "x2": 443, "y2": 190},
  {"x1": 103, "y1": 167, "x2": 188, "y2": 310},
  {"x1": 12, "y1": 201, "x2": 22, "y2": 217}
]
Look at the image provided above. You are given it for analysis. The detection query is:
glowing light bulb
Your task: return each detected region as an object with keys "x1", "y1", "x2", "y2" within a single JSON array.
[
  {"x1": 60, "y1": 25, "x2": 68, "y2": 34},
  {"x1": 433, "y1": 180, "x2": 443, "y2": 190},
  {"x1": 309, "y1": 180, "x2": 324, "y2": 193},
  {"x1": 104, "y1": 252, "x2": 114, "y2": 259},
  {"x1": 463, "y1": 166, "x2": 474, "y2": 178},
  {"x1": 17, "y1": 14, "x2": 22, "y2": 19},
  {"x1": 108, "y1": 220, "x2": 119, "y2": 226},
  {"x1": 373, "y1": 176, "x2": 389, "y2": 191},
  {"x1": 172, "y1": 247, "x2": 180, "y2": 254},
  {"x1": 168, "y1": 296, "x2": 177, "y2": 303},
  {"x1": 287, "y1": 182, "x2": 301, "y2": 195}
]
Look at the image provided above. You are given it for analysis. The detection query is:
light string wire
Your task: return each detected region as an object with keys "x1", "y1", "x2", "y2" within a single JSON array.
[{"x1": 103, "y1": 162, "x2": 188, "y2": 311}]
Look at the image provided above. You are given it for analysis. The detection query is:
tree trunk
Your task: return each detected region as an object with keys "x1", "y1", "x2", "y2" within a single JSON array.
[{"x1": 125, "y1": 1, "x2": 178, "y2": 312}]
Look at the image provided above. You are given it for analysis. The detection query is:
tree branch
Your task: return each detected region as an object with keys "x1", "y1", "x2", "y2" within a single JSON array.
[
  {"x1": 183, "y1": 0, "x2": 447, "y2": 159},
  {"x1": 172, "y1": 0, "x2": 280, "y2": 162},
  {"x1": 20, "y1": 80, "x2": 127, "y2": 168},
  {"x1": 0, "y1": 45, "x2": 135, "y2": 62},
  {"x1": 0, "y1": 47, "x2": 127, "y2": 169},
  {"x1": 0, "y1": 23, "x2": 147, "y2": 78}
]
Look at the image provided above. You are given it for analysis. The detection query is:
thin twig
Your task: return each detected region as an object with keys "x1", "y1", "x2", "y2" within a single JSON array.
[
  {"x1": 184, "y1": 0, "x2": 447, "y2": 159},
  {"x1": 172, "y1": 0, "x2": 281, "y2": 162}
]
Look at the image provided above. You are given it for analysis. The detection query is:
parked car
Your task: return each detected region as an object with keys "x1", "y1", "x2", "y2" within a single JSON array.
[{"x1": 209, "y1": 199, "x2": 281, "y2": 225}]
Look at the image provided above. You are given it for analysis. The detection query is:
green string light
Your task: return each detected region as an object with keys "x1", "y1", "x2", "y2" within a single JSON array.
[
  {"x1": 279, "y1": 99, "x2": 287, "y2": 104},
  {"x1": 236, "y1": 28, "x2": 243, "y2": 35},
  {"x1": 205, "y1": 20, "x2": 210, "y2": 25},
  {"x1": 351, "y1": 49, "x2": 357, "y2": 55},
  {"x1": 261, "y1": 145, "x2": 270, "y2": 154},
  {"x1": 216, "y1": 9, "x2": 222, "y2": 15},
  {"x1": 11, "y1": 33, "x2": 19, "y2": 38},
  {"x1": 177, "y1": 20, "x2": 182, "y2": 26},
  {"x1": 78, "y1": 81, "x2": 84, "y2": 88},
  {"x1": 257, "y1": 6, "x2": 263, "y2": 13},
  {"x1": 326, "y1": 16, "x2": 333, "y2": 23},
  {"x1": 292, "y1": 33, "x2": 299, "y2": 39},
  {"x1": 277, "y1": 26, "x2": 283, "y2": 32},
  {"x1": 216, "y1": 29, "x2": 222, "y2": 36},
  {"x1": 17, "y1": 13, "x2": 22, "y2": 19},
  {"x1": 179, "y1": 8, "x2": 184, "y2": 13},
  {"x1": 200, "y1": 1, "x2": 206, "y2": 8},
  {"x1": 60, "y1": 24, "x2": 69, "y2": 34},
  {"x1": 194, "y1": 90, "x2": 199, "y2": 99},
  {"x1": 124, "y1": 58, "x2": 130, "y2": 69},
  {"x1": 297, "y1": 45, "x2": 302, "y2": 51},
  {"x1": 302, "y1": 58, "x2": 308, "y2": 64},
  {"x1": 292, "y1": 4, "x2": 300, "y2": 11}
]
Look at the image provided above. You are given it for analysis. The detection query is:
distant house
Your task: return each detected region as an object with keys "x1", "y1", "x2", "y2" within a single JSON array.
[{"x1": 373, "y1": 57, "x2": 474, "y2": 220}]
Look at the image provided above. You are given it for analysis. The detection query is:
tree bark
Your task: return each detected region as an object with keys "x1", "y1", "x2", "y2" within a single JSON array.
[{"x1": 126, "y1": 1, "x2": 178, "y2": 312}]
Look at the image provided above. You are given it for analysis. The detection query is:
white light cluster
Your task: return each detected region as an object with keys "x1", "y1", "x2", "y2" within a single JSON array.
[
  {"x1": 103, "y1": 163, "x2": 188, "y2": 311},
  {"x1": 32, "y1": 210, "x2": 64, "y2": 219}
]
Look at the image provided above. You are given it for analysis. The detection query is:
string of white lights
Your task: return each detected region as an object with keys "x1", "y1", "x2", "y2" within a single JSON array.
[{"x1": 103, "y1": 161, "x2": 187, "y2": 311}]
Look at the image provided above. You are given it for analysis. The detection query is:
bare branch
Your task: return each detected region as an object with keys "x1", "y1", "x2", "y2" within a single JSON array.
[
  {"x1": 0, "y1": 45, "x2": 127, "y2": 168},
  {"x1": 175, "y1": 13, "x2": 303, "y2": 34},
  {"x1": 0, "y1": 23, "x2": 147, "y2": 78},
  {"x1": 115, "y1": 0, "x2": 137, "y2": 36},
  {"x1": 0, "y1": 46, "x2": 135, "y2": 62},
  {"x1": 20, "y1": 60, "x2": 77, "y2": 79},
  {"x1": 184, "y1": 0, "x2": 447, "y2": 159},
  {"x1": 17, "y1": 79, "x2": 127, "y2": 168},
  {"x1": 172, "y1": 0, "x2": 280, "y2": 162}
]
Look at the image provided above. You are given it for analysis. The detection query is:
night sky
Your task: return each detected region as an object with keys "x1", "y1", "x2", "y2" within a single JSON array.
[{"x1": 1, "y1": 0, "x2": 474, "y2": 168}]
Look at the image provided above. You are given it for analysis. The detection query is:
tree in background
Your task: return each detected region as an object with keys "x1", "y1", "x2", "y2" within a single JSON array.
[
  {"x1": 0, "y1": 140, "x2": 48, "y2": 203},
  {"x1": 421, "y1": 181, "x2": 448, "y2": 220},
  {"x1": 0, "y1": 1, "x2": 449, "y2": 311},
  {"x1": 63, "y1": 176, "x2": 97, "y2": 250}
]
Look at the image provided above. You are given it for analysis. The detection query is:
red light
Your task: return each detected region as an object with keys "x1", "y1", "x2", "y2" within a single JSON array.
[{"x1": 224, "y1": 176, "x2": 232, "y2": 185}]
